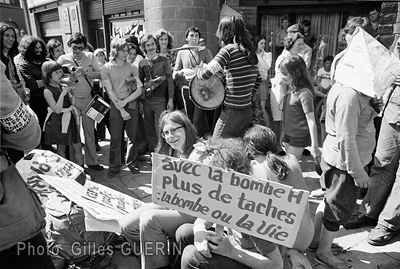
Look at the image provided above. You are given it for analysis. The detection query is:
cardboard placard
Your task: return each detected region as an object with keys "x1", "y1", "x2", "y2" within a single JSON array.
[{"x1": 151, "y1": 153, "x2": 309, "y2": 248}]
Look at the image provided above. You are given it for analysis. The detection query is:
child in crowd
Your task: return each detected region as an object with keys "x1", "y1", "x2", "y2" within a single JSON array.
[
  {"x1": 42, "y1": 60, "x2": 83, "y2": 165},
  {"x1": 315, "y1": 55, "x2": 333, "y2": 98},
  {"x1": 280, "y1": 55, "x2": 321, "y2": 164}
]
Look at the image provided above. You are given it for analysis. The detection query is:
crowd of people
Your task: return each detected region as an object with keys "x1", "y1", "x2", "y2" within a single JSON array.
[{"x1": 1, "y1": 5, "x2": 399, "y2": 269}]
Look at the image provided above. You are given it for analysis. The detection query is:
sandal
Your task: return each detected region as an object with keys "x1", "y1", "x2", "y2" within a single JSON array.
[
  {"x1": 307, "y1": 242, "x2": 344, "y2": 255},
  {"x1": 315, "y1": 256, "x2": 352, "y2": 269}
]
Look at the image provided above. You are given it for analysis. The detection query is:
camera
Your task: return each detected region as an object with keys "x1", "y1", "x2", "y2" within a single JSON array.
[{"x1": 62, "y1": 65, "x2": 76, "y2": 74}]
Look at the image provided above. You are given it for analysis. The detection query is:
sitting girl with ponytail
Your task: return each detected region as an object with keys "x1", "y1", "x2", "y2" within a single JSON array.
[{"x1": 243, "y1": 124, "x2": 314, "y2": 252}]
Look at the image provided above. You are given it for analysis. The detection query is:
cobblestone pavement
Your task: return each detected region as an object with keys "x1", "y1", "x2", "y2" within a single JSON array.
[{"x1": 87, "y1": 140, "x2": 400, "y2": 269}]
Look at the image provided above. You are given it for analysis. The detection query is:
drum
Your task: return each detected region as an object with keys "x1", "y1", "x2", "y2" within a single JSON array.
[{"x1": 189, "y1": 75, "x2": 225, "y2": 110}]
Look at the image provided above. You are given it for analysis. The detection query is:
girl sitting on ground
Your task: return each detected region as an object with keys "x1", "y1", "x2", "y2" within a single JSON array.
[{"x1": 119, "y1": 110, "x2": 199, "y2": 269}]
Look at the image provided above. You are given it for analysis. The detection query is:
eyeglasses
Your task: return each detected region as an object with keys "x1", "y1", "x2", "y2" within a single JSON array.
[
  {"x1": 161, "y1": 126, "x2": 184, "y2": 138},
  {"x1": 72, "y1": 46, "x2": 85, "y2": 51}
]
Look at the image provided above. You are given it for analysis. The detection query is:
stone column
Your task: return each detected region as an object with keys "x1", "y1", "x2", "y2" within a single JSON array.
[{"x1": 144, "y1": 0, "x2": 220, "y2": 55}]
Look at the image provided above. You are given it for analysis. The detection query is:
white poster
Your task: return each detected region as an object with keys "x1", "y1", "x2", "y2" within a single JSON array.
[{"x1": 69, "y1": 5, "x2": 80, "y2": 33}]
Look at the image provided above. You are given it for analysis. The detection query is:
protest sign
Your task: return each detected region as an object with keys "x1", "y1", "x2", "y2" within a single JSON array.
[
  {"x1": 16, "y1": 150, "x2": 86, "y2": 202},
  {"x1": 334, "y1": 28, "x2": 400, "y2": 98},
  {"x1": 82, "y1": 180, "x2": 143, "y2": 215},
  {"x1": 152, "y1": 153, "x2": 309, "y2": 248}
]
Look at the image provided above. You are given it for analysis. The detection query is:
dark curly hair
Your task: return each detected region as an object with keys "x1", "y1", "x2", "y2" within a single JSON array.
[
  {"x1": 0, "y1": 23, "x2": 19, "y2": 57},
  {"x1": 18, "y1": 35, "x2": 47, "y2": 63},
  {"x1": 206, "y1": 137, "x2": 251, "y2": 175}
]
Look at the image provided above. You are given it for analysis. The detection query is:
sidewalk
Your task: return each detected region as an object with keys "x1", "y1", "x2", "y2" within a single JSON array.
[{"x1": 87, "y1": 140, "x2": 400, "y2": 269}]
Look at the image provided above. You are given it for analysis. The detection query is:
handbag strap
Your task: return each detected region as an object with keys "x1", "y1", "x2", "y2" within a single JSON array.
[{"x1": 72, "y1": 57, "x2": 93, "y2": 88}]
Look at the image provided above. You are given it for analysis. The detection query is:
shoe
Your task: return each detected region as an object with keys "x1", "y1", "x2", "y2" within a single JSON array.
[
  {"x1": 367, "y1": 224, "x2": 396, "y2": 246},
  {"x1": 310, "y1": 188, "x2": 326, "y2": 199},
  {"x1": 128, "y1": 164, "x2": 140, "y2": 174},
  {"x1": 96, "y1": 143, "x2": 101, "y2": 151},
  {"x1": 343, "y1": 213, "x2": 377, "y2": 229},
  {"x1": 107, "y1": 169, "x2": 120, "y2": 178},
  {"x1": 87, "y1": 164, "x2": 104, "y2": 171},
  {"x1": 113, "y1": 235, "x2": 127, "y2": 250}
]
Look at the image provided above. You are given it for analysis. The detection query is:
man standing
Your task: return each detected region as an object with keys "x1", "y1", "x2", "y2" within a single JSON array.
[
  {"x1": 365, "y1": 6, "x2": 380, "y2": 38},
  {"x1": 15, "y1": 35, "x2": 53, "y2": 150},
  {"x1": 173, "y1": 26, "x2": 214, "y2": 138},
  {"x1": 58, "y1": 32, "x2": 104, "y2": 171},
  {"x1": 138, "y1": 34, "x2": 174, "y2": 153}
]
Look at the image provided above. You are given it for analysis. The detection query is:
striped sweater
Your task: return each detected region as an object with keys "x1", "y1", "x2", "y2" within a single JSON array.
[{"x1": 198, "y1": 44, "x2": 261, "y2": 109}]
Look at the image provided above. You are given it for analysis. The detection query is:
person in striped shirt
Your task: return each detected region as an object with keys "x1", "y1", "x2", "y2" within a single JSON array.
[{"x1": 196, "y1": 15, "x2": 262, "y2": 139}]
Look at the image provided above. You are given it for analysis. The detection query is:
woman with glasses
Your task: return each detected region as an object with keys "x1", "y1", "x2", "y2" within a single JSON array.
[
  {"x1": 57, "y1": 32, "x2": 104, "y2": 171},
  {"x1": 119, "y1": 110, "x2": 199, "y2": 269}
]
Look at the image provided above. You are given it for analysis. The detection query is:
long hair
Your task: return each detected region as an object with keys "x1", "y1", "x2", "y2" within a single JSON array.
[
  {"x1": 216, "y1": 15, "x2": 258, "y2": 65},
  {"x1": 243, "y1": 125, "x2": 289, "y2": 180},
  {"x1": 18, "y1": 35, "x2": 47, "y2": 63},
  {"x1": 46, "y1": 38, "x2": 63, "y2": 60},
  {"x1": 280, "y1": 55, "x2": 315, "y2": 96},
  {"x1": 156, "y1": 110, "x2": 197, "y2": 158},
  {"x1": 253, "y1": 35, "x2": 266, "y2": 53},
  {"x1": 0, "y1": 23, "x2": 19, "y2": 57},
  {"x1": 155, "y1": 28, "x2": 174, "y2": 51},
  {"x1": 140, "y1": 34, "x2": 158, "y2": 54},
  {"x1": 41, "y1": 60, "x2": 62, "y2": 86},
  {"x1": 206, "y1": 138, "x2": 251, "y2": 175},
  {"x1": 109, "y1": 38, "x2": 128, "y2": 61}
]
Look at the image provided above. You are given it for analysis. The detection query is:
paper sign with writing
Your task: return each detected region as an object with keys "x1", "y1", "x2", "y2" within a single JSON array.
[
  {"x1": 334, "y1": 28, "x2": 400, "y2": 98},
  {"x1": 152, "y1": 153, "x2": 309, "y2": 248},
  {"x1": 82, "y1": 181, "x2": 143, "y2": 215}
]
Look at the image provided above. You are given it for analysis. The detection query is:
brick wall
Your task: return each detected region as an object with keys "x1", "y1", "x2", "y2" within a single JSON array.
[{"x1": 378, "y1": 1, "x2": 399, "y2": 49}]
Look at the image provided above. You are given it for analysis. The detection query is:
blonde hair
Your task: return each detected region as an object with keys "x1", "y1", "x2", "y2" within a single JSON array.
[{"x1": 109, "y1": 38, "x2": 128, "y2": 61}]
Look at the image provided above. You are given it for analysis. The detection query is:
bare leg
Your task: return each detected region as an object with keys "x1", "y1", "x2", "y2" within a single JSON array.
[
  {"x1": 315, "y1": 225, "x2": 350, "y2": 269},
  {"x1": 284, "y1": 143, "x2": 304, "y2": 161}
]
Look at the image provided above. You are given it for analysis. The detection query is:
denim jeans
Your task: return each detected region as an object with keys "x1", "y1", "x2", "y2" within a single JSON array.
[
  {"x1": 176, "y1": 224, "x2": 250, "y2": 269},
  {"x1": 74, "y1": 96, "x2": 99, "y2": 166},
  {"x1": 108, "y1": 103, "x2": 139, "y2": 171},
  {"x1": 119, "y1": 203, "x2": 196, "y2": 269},
  {"x1": 212, "y1": 106, "x2": 252, "y2": 139},
  {"x1": 359, "y1": 102, "x2": 400, "y2": 231},
  {"x1": 142, "y1": 97, "x2": 166, "y2": 151}
]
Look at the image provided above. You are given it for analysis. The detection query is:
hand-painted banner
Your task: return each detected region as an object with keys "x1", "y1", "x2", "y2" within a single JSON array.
[{"x1": 152, "y1": 153, "x2": 309, "y2": 248}]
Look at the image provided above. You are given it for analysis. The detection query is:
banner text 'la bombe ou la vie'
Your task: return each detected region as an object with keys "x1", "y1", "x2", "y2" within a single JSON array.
[{"x1": 152, "y1": 154, "x2": 308, "y2": 248}]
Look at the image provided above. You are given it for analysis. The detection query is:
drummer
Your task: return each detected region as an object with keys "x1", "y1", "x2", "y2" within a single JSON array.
[
  {"x1": 173, "y1": 26, "x2": 214, "y2": 138},
  {"x1": 196, "y1": 15, "x2": 262, "y2": 139}
]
